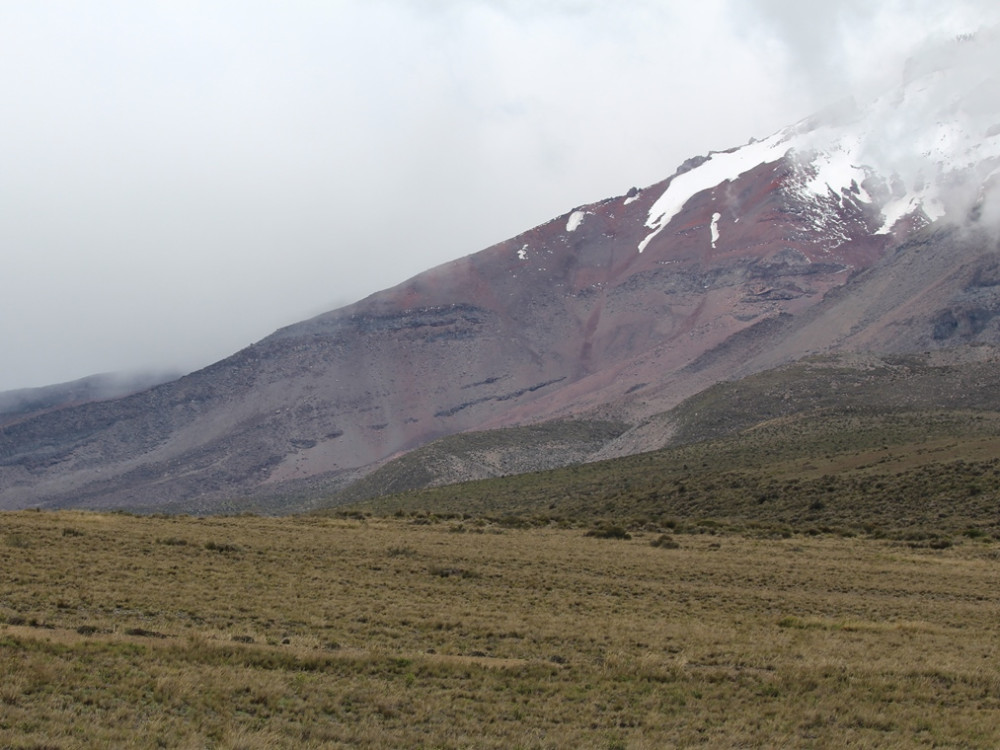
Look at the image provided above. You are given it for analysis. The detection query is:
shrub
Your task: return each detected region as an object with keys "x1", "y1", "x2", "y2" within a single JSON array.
[
  {"x1": 4, "y1": 534, "x2": 29, "y2": 549},
  {"x1": 204, "y1": 541, "x2": 240, "y2": 553},
  {"x1": 585, "y1": 525, "x2": 631, "y2": 540},
  {"x1": 428, "y1": 566, "x2": 479, "y2": 579},
  {"x1": 650, "y1": 534, "x2": 680, "y2": 549},
  {"x1": 496, "y1": 515, "x2": 533, "y2": 529},
  {"x1": 125, "y1": 627, "x2": 167, "y2": 638}
]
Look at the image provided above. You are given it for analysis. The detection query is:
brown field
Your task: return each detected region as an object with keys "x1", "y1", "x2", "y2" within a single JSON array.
[{"x1": 1, "y1": 510, "x2": 999, "y2": 748}]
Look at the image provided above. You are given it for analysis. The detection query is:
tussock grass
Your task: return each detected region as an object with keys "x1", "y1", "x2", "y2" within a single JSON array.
[{"x1": 1, "y1": 510, "x2": 999, "y2": 747}]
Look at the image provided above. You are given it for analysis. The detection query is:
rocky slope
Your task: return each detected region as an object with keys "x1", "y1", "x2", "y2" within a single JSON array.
[
  {"x1": 0, "y1": 371, "x2": 177, "y2": 429},
  {"x1": 2, "y1": 33, "x2": 999, "y2": 512}
]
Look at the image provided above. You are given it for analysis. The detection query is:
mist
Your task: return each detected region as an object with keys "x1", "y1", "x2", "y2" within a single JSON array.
[{"x1": 1, "y1": 1, "x2": 997, "y2": 392}]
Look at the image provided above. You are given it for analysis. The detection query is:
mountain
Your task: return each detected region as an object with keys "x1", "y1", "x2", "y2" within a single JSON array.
[
  {"x1": 2, "y1": 33, "x2": 999, "y2": 513},
  {"x1": 0, "y1": 371, "x2": 179, "y2": 429}
]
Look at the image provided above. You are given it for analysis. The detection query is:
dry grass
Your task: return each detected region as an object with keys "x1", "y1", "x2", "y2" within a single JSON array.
[{"x1": 1, "y1": 510, "x2": 999, "y2": 747}]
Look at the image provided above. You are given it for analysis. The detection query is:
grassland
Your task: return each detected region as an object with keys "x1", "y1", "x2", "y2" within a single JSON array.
[{"x1": 2, "y1": 510, "x2": 999, "y2": 748}]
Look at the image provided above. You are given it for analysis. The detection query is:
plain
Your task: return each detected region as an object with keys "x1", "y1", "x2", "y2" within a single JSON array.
[{"x1": 1, "y1": 510, "x2": 999, "y2": 748}]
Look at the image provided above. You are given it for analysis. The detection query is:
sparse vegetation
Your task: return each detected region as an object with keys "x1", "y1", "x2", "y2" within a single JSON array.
[
  {"x1": 650, "y1": 533, "x2": 680, "y2": 549},
  {"x1": 204, "y1": 540, "x2": 241, "y2": 553},
  {"x1": 328, "y1": 419, "x2": 629, "y2": 505},
  {"x1": 584, "y1": 523, "x2": 631, "y2": 539},
  {"x1": 337, "y1": 407, "x2": 1000, "y2": 544},
  {"x1": 1, "y1": 510, "x2": 999, "y2": 747}
]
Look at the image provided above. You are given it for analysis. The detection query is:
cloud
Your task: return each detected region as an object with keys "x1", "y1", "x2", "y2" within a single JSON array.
[
  {"x1": 0, "y1": 1, "x2": 995, "y2": 390},
  {"x1": 780, "y1": 20, "x2": 1000, "y2": 233},
  {"x1": 735, "y1": 0, "x2": 999, "y2": 100}
]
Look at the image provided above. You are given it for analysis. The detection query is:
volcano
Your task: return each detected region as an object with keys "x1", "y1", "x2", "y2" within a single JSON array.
[{"x1": 3, "y1": 33, "x2": 1000, "y2": 512}]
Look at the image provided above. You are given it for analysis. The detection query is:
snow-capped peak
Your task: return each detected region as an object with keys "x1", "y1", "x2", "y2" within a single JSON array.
[{"x1": 637, "y1": 30, "x2": 1000, "y2": 253}]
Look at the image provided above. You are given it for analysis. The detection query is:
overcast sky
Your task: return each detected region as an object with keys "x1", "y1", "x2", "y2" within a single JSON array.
[{"x1": 1, "y1": 1, "x2": 996, "y2": 391}]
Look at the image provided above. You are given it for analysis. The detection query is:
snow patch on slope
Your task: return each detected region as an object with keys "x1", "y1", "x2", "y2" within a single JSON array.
[
  {"x1": 801, "y1": 139, "x2": 871, "y2": 202},
  {"x1": 709, "y1": 212, "x2": 721, "y2": 249},
  {"x1": 638, "y1": 132, "x2": 794, "y2": 252},
  {"x1": 566, "y1": 211, "x2": 587, "y2": 232}
]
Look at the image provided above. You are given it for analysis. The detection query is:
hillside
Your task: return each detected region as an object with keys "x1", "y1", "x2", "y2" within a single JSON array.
[
  {"x1": 333, "y1": 349, "x2": 1000, "y2": 545},
  {"x1": 0, "y1": 371, "x2": 177, "y2": 428}
]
